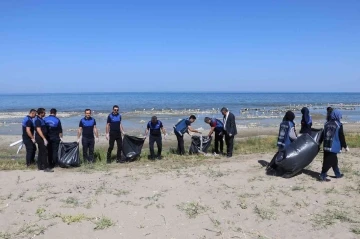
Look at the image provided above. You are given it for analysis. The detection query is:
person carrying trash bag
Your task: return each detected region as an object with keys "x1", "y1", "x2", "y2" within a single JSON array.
[
  {"x1": 144, "y1": 116, "x2": 167, "y2": 160},
  {"x1": 267, "y1": 111, "x2": 297, "y2": 170},
  {"x1": 300, "y1": 107, "x2": 312, "y2": 135},
  {"x1": 173, "y1": 115, "x2": 201, "y2": 155},
  {"x1": 34, "y1": 108, "x2": 53, "y2": 172},
  {"x1": 319, "y1": 109, "x2": 349, "y2": 182},
  {"x1": 204, "y1": 117, "x2": 224, "y2": 155}
]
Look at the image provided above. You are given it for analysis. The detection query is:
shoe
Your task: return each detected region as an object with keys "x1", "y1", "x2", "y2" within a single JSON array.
[
  {"x1": 319, "y1": 176, "x2": 331, "y2": 182},
  {"x1": 336, "y1": 174, "x2": 344, "y2": 178},
  {"x1": 117, "y1": 160, "x2": 126, "y2": 164},
  {"x1": 213, "y1": 152, "x2": 218, "y2": 156},
  {"x1": 44, "y1": 168, "x2": 54, "y2": 173},
  {"x1": 156, "y1": 156, "x2": 162, "y2": 160},
  {"x1": 226, "y1": 155, "x2": 232, "y2": 158}
]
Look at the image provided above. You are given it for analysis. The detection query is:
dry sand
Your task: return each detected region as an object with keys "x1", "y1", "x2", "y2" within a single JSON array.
[{"x1": 0, "y1": 125, "x2": 360, "y2": 239}]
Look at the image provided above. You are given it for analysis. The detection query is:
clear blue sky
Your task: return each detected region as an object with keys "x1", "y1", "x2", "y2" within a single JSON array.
[{"x1": 1, "y1": 0, "x2": 359, "y2": 93}]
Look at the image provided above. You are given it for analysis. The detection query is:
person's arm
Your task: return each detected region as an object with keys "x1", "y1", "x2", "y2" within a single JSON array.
[
  {"x1": 229, "y1": 114, "x2": 236, "y2": 136},
  {"x1": 26, "y1": 127, "x2": 35, "y2": 142},
  {"x1": 188, "y1": 126, "x2": 201, "y2": 133},
  {"x1": 161, "y1": 127, "x2": 166, "y2": 135},
  {"x1": 208, "y1": 127, "x2": 215, "y2": 137},
  {"x1": 120, "y1": 123, "x2": 125, "y2": 135},
  {"x1": 59, "y1": 120, "x2": 63, "y2": 139},
  {"x1": 94, "y1": 125, "x2": 99, "y2": 139},
  {"x1": 339, "y1": 125, "x2": 347, "y2": 149},
  {"x1": 36, "y1": 127, "x2": 47, "y2": 145},
  {"x1": 289, "y1": 127, "x2": 297, "y2": 140},
  {"x1": 77, "y1": 127, "x2": 82, "y2": 139}
]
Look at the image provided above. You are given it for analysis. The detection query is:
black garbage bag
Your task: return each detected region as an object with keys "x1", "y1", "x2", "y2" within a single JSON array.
[
  {"x1": 122, "y1": 135, "x2": 145, "y2": 161},
  {"x1": 189, "y1": 136, "x2": 212, "y2": 154},
  {"x1": 58, "y1": 142, "x2": 80, "y2": 168},
  {"x1": 275, "y1": 129, "x2": 323, "y2": 178}
]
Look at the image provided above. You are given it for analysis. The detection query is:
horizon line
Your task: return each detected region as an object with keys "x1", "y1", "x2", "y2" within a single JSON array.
[{"x1": 0, "y1": 91, "x2": 359, "y2": 95}]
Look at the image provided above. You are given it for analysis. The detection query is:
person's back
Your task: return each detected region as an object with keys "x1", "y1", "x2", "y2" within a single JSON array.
[
  {"x1": 300, "y1": 107, "x2": 312, "y2": 134},
  {"x1": 44, "y1": 114, "x2": 62, "y2": 141},
  {"x1": 277, "y1": 111, "x2": 297, "y2": 150}
]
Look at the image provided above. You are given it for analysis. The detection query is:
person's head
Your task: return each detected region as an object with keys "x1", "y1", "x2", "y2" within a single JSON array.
[
  {"x1": 28, "y1": 109, "x2": 36, "y2": 118},
  {"x1": 326, "y1": 107, "x2": 333, "y2": 121},
  {"x1": 85, "y1": 109, "x2": 91, "y2": 118},
  {"x1": 151, "y1": 116, "x2": 157, "y2": 124},
  {"x1": 220, "y1": 107, "x2": 228, "y2": 116},
  {"x1": 330, "y1": 109, "x2": 342, "y2": 122},
  {"x1": 283, "y1": 110, "x2": 295, "y2": 122},
  {"x1": 50, "y1": 108, "x2": 57, "y2": 116},
  {"x1": 113, "y1": 105, "x2": 119, "y2": 114},
  {"x1": 301, "y1": 107, "x2": 309, "y2": 115},
  {"x1": 189, "y1": 115, "x2": 196, "y2": 123},
  {"x1": 204, "y1": 117, "x2": 211, "y2": 124},
  {"x1": 37, "y1": 108, "x2": 46, "y2": 118}
]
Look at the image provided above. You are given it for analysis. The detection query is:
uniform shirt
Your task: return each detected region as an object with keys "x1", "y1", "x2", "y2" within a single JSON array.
[
  {"x1": 79, "y1": 117, "x2": 96, "y2": 138},
  {"x1": 44, "y1": 115, "x2": 63, "y2": 141},
  {"x1": 35, "y1": 117, "x2": 48, "y2": 137},
  {"x1": 22, "y1": 116, "x2": 35, "y2": 140},
  {"x1": 107, "y1": 113, "x2": 121, "y2": 132},
  {"x1": 147, "y1": 120, "x2": 163, "y2": 136}
]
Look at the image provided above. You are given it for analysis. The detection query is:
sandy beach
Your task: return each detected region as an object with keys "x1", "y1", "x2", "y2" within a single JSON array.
[{"x1": 0, "y1": 124, "x2": 360, "y2": 238}]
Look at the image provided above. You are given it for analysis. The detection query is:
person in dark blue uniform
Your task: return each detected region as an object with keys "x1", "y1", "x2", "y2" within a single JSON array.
[
  {"x1": 300, "y1": 107, "x2": 312, "y2": 135},
  {"x1": 326, "y1": 107, "x2": 333, "y2": 122},
  {"x1": 34, "y1": 108, "x2": 53, "y2": 172},
  {"x1": 106, "y1": 105, "x2": 125, "y2": 163},
  {"x1": 44, "y1": 108, "x2": 63, "y2": 167},
  {"x1": 204, "y1": 117, "x2": 224, "y2": 155},
  {"x1": 319, "y1": 109, "x2": 349, "y2": 182},
  {"x1": 78, "y1": 109, "x2": 99, "y2": 163},
  {"x1": 144, "y1": 116, "x2": 167, "y2": 160},
  {"x1": 173, "y1": 115, "x2": 201, "y2": 155},
  {"x1": 277, "y1": 111, "x2": 298, "y2": 150},
  {"x1": 22, "y1": 109, "x2": 37, "y2": 167},
  {"x1": 268, "y1": 111, "x2": 298, "y2": 170}
]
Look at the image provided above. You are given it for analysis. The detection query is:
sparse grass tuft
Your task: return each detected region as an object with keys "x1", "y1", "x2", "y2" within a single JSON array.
[
  {"x1": 177, "y1": 202, "x2": 210, "y2": 219},
  {"x1": 112, "y1": 189, "x2": 130, "y2": 197},
  {"x1": 351, "y1": 227, "x2": 360, "y2": 235},
  {"x1": 312, "y1": 209, "x2": 358, "y2": 228},
  {"x1": 291, "y1": 185, "x2": 305, "y2": 191},
  {"x1": 254, "y1": 205, "x2": 276, "y2": 220},
  {"x1": 62, "y1": 196, "x2": 79, "y2": 207},
  {"x1": 55, "y1": 213, "x2": 89, "y2": 224},
  {"x1": 94, "y1": 216, "x2": 115, "y2": 230},
  {"x1": 324, "y1": 186, "x2": 338, "y2": 194},
  {"x1": 221, "y1": 200, "x2": 232, "y2": 210}
]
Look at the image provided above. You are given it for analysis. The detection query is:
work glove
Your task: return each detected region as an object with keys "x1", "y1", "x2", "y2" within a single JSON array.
[
  {"x1": 96, "y1": 137, "x2": 99, "y2": 143},
  {"x1": 229, "y1": 133, "x2": 233, "y2": 137},
  {"x1": 345, "y1": 147, "x2": 350, "y2": 152},
  {"x1": 106, "y1": 133, "x2": 109, "y2": 140},
  {"x1": 31, "y1": 138, "x2": 36, "y2": 144},
  {"x1": 60, "y1": 138, "x2": 63, "y2": 142},
  {"x1": 77, "y1": 138, "x2": 81, "y2": 144},
  {"x1": 144, "y1": 136, "x2": 147, "y2": 140},
  {"x1": 164, "y1": 133, "x2": 168, "y2": 140},
  {"x1": 43, "y1": 139, "x2": 48, "y2": 146}
]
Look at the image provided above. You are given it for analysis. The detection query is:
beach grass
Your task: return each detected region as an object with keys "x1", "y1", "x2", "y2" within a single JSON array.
[{"x1": 1, "y1": 133, "x2": 360, "y2": 171}]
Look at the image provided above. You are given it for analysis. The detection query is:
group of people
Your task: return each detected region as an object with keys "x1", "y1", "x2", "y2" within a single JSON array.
[
  {"x1": 275, "y1": 106, "x2": 349, "y2": 182},
  {"x1": 22, "y1": 104, "x2": 348, "y2": 181},
  {"x1": 21, "y1": 105, "x2": 238, "y2": 172},
  {"x1": 22, "y1": 108, "x2": 63, "y2": 172}
]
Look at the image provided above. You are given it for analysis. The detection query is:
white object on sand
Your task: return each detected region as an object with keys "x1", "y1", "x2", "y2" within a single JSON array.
[
  {"x1": 16, "y1": 144, "x2": 23, "y2": 154},
  {"x1": 10, "y1": 139, "x2": 23, "y2": 147}
]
